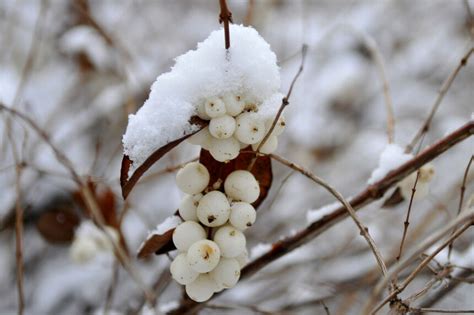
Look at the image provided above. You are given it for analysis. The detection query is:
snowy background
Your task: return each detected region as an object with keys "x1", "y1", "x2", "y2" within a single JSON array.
[{"x1": 1, "y1": 1, "x2": 473, "y2": 314}]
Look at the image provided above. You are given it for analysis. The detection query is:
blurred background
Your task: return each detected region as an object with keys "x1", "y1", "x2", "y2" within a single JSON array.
[{"x1": 0, "y1": 1, "x2": 473, "y2": 314}]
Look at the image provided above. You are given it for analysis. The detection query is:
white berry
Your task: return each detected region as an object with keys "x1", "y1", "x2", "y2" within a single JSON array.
[
  {"x1": 186, "y1": 239, "x2": 221, "y2": 273},
  {"x1": 252, "y1": 135, "x2": 278, "y2": 154},
  {"x1": 213, "y1": 225, "x2": 246, "y2": 258},
  {"x1": 176, "y1": 162, "x2": 210, "y2": 194},
  {"x1": 187, "y1": 127, "x2": 212, "y2": 150},
  {"x1": 223, "y1": 94, "x2": 245, "y2": 116},
  {"x1": 209, "y1": 258, "x2": 241, "y2": 288},
  {"x1": 70, "y1": 237, "x2": 98, "y2": 264},
  {"x1": 172, "y1": 221, "x2": 206, "y2": 252},
  {"x1": 235, "y1": 112, "x2": 266, "y2": 144},
  {"x1": 229, "y1": 202, "x2": 256, "y2": 230},
  {"x1": 235, "y1": 249, "x2": 249, "y2": 268},
  {"x1": 209, "y1": 137, "x2": 240, "y2": 162},
  {"x1": 197, "y1": 101, "x2": 211, "y2": 120},
  {"x1": 224, "y1": 170, "x2": 260, "y2": 203},
  {"x1": 197, "y1": 191, "x2": 231, "y2": 227},
  {"x1": 170, "y1": 253, "x2": 199, "y2": 285},
  {"x1": 398, "y1": 164, "x2": 435, "y2": 200},
  {"x1": 205, "y1": 97, "x2": 226, "y2": 118},
  {"x1": 264, "y1": 116, "x2": 286, "y2": 136},
  {"x1": 178, "y1": 194, "x2": 202, "y2": 222},
  {"x1": 185, "y1": 274, "x2": 218, "y2": 302},
  {"x1": 209, "y1": 115, "x2": 236, "y2": 139}
]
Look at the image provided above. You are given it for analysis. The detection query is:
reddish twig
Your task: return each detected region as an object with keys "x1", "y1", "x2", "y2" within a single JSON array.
[
  {"x1": 219, "y1": 0, "x2": 233, "y2": 49},
  {"x1": 249, "y1": 44, "x2": 307, "y2": 171},
  {"x1": 396, "y1": 170, "x2": 421, "y2": 261}
]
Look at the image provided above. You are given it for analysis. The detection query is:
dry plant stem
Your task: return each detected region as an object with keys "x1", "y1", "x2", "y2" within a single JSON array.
[
  {"x1": 352, "y1": 29, "x2": 395, "y2": 143},
  {"x1": 406, "y1": 47, "x2": 474, "y2": 152},
  {"x1": 9, "y1": 137, "x2": 25, "y2": 315},
  {"x1": 168, "y1": 121, "x2": 473, "y2": 315},
  {"x1": 447, "y1": 154, "x2": 473, "y2": 261},
  {"x1": 0, "y1": 103, "x2": 156, "y2": 306},
  {"x1": 270, "y1": 153, "x2": 388, "y2": 276},
  {"x1": 244, "y1": 0, "x2": 255, "y2": 26},
  {"x1": 219, "y1": 0, "x2": 232, "y2": 49},
  {"x1": 257, "y1": 45, "x2": 307, "y2": 153},
  {"x1": 370, "y1": 220, "x2": 473, "y2": 314},
  {"x1": 418, "y1": 268, "x2": 472, "y2": 308},
  {"x1": 365, "y1": 206, "x2": 474, "y2": 313},
  {"x1": 14, "y1": 163, "x2": 24, "y2": 315},
  {"x1": 249, "y1": 44, "x2": 307, "y2": 171},
  {"x1": 396, "y1": 170, "x2": 421, "y2": 261},
  {"x1": 1, "y1": 0, "x2": 46, "y2": 154},
  {"x1": 104, "y1": 261, "x2": 120, "y2": 315},
  {"x1": 411, "y1": 308, "x2": 474, "y2": 314}
]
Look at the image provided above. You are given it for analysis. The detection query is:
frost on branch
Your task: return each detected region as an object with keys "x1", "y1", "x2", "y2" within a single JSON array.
[
  {"x1": 367, "y1": 143, "x2": 413, "y2": 184},
  {"x1": 122, "y1": 24, "x2": 281, "y2": 178}
]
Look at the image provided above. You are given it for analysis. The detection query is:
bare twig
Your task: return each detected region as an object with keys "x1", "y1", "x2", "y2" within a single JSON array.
[
  {"x1": 244, "y1": 0, "x2": 255, "y2": 26},
  {"x1": 448, "y1": 154, "x2": 473, "y2": 261},
  {"x1": 249, "y1": 44, "x2": 307, "y2": 171},
  {"x1": 365, "y1": 205, "x2": 474, "y2": 313},
  {"x1": 396, "y1": 170, "x2": 421, "y2": 261},
  {"x1": 406, "y1": 47, "x2": 474, "y2": 152},
  {"x1": 411, "y1": 308, "x2": 474, "y2": 314},
  {"x1": 8, "y1": 129, "x2": 25, "y2": 315},
  {"x1": 351, "y1": 29, "x2": 395, "y2": 143},
  {"x1": 417, "y1": 267, "x2": 472, "y2": 308},
  {"x1": 104, "y1": 261, "x2": 119, "y2": 315},
  {"x1": 219, "y1": 0, "x2": 232, "y2": 49},
  {"x1": 270, "y1": 153, "x2": 388, "y2": 276},
  {"x1": 370, "y1": 219, "x2": 473, "y2": 314}
]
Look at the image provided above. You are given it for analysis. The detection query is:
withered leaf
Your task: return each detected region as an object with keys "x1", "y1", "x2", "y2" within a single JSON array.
[
  {"x1": 382, "y1": 187, "x2": 404, "y2": 208},
  {"x1": 121, "y1": 117, "x2": 207, "y2": 199},
  {"x1": 36, "y1": 208, "x2": 80, "y2": 244},
  {"x1": 137, "y1": 228, "x2": 176, "y2": 259}
]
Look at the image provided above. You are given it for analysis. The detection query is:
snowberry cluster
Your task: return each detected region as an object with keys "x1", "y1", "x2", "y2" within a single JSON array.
[
  {"x1": 188, "y1": 94, "x2": 285, "y2": 162},
  {"x1": 170, "y1": 162, "x2": 258, "y2": 302}
]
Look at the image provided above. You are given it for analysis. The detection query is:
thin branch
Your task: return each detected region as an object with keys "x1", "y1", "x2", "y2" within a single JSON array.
[
  {"x1": 219, "y1": 0, "x2": 232, "y2": 49},
  {"x1": 244, "y1": 0, "x2": 255, "y2": 26},
  {"x1": 8, "y1": 129, "x2": 25, "y2": 315},
  {"x1": 396, "y1": 170, "x2": 421, "y2": 261},
  {"x1": 104, "y1": 261, "x2": 120, "y2": 315},
  {"x1": 366, "y1": 206, "x2": 474, "y2": 313},
  {"x1": 370, "y1": 220, "x2": 473, "y2": 314},
  {"x1": 418, "y1": 268, "x2": 473, "y2": 308},
  {"x1": 249, "y1": 44, "x2": 307, "y2": 171},
  {"x1": 166, "y1": 121, "x2": 473, "y2": 315},
  {"x1": 448, "y1": 154, "x2": 473, "y2": 261},
  {"x1": 270, "y1": 153, "x2": 388, "y2": 276},
  {"x1": 411, "y1": 308, "x2": 474, "y2": 314},
  {"x1": 406, "y1": 47, "x2": 474, "y2": 152},
  {"x1": 352, "y1": 29, "x2": 395, "y2": 143}
]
